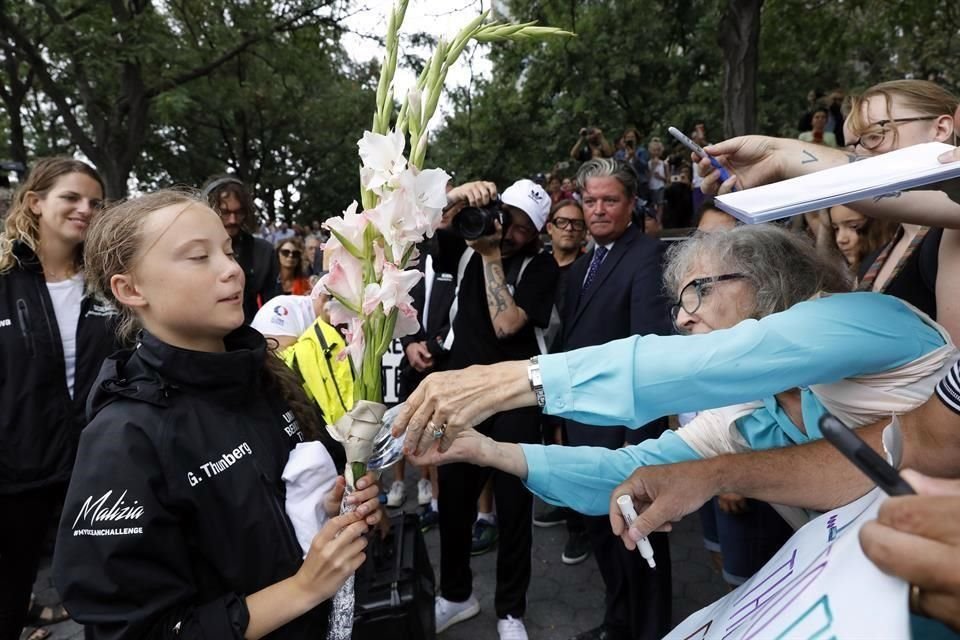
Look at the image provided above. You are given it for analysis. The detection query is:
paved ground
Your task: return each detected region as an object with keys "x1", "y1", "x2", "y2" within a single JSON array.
[{"x1": 29, "y1": 479, "x2": 726, "y2": 640}]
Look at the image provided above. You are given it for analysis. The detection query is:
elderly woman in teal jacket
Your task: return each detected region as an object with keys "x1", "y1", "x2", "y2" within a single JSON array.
[{"x1": 393, "y1": 224, "x2": 955, "y2": 524}]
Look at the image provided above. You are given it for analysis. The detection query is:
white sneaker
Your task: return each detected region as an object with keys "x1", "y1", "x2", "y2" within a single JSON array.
[
  {"x1": 417, "y1": 478, "x2": 433, "y2": 506},
  {"x1": 386, "y1": 480, "x2": 406, "y2": 507},
  {"x1": 435, "y1": 595, "x2": 480, "y2": 633},
  {"x1": 497, "y1": 615, "x2": 528, "y2": 640}
]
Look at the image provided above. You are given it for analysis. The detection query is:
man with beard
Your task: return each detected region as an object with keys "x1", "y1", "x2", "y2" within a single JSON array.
[
  {"x1": 202, "y1": 176, "x2": 281, "y2": 324},
  {"x1": 432, "y1": 178, "x2": 558, "y2": 640}
]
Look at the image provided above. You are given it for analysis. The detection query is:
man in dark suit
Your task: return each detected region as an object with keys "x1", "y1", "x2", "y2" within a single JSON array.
[{"x1": 558, "y1": 158, "x2": 673, "y2": 640}]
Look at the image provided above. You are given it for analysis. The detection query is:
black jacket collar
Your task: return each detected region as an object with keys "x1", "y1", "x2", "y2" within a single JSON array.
[
  {"x1": 88, "y1": 326, "x2": 267, "y2": 418},
  {"x1": 12, "y1": 241, "x2": 43, "y2": 273},
  {"x1": 135, "y1": 325, "x2": 266, "y2": 391}
]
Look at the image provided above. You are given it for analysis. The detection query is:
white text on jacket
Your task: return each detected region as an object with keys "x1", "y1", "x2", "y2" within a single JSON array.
[
  {"x1": 71, "y1": 490, "x2": 145, "y2": 537},
  {"x1": 187, "y1": 441, "x2": 253, "y2": 487}
]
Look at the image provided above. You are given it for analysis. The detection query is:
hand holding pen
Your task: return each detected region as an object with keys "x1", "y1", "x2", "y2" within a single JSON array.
[
  {"x1": 668, "y1": 126, "x2": 736, "y2": 189},
  {"x1": 616, "y1": 495, "x2": 657, "y2": 568}
]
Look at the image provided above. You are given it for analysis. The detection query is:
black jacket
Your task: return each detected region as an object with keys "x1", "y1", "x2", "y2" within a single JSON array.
[
  {"x1": 0, "y1": 242, "x2": 119, "y2": 494},
  {"x1": 53, "y1": 327, "x2": 329, "y2": 640},
  {"x1": 235, "y1": 231, "x2": 282, "y2": 324},
  {"x1": 557, "y1": 224, "x2": 672, "y2": 449},
  {"x1": 398, "y1": 242, "x2": 457, "y2": 399}
]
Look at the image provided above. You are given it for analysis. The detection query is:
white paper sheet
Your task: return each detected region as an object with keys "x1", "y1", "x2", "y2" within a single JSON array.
[
  {"x1": 715, "y1": 142, "x2": 960, "y2": 223},
  {"x1": 666, "y1": 488, "x2": 910, "y2": 640}
]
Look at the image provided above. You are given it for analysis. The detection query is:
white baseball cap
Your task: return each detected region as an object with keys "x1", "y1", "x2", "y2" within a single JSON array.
[
  {"x1": 501, "y1": 179, "x2": 551, "y2": 231},
  {"x1": 251, "y1": 295, "x2": 317, "y2": 339}
]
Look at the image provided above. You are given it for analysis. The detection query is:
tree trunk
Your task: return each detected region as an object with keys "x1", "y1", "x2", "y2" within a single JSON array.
[{"x1": 718, "y1": 0, "x2": 763, "y2": 138}]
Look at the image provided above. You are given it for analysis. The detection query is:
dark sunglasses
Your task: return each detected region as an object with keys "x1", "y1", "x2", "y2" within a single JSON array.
[{"x1": 279, "y1": 249, "x2": 302, "y2": 259}]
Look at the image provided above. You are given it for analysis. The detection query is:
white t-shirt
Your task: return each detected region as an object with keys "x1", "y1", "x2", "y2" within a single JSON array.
[
  {"x1": 250, "y1": 295, "x2": 317, "y2": 339},
  {"x1": 46, "y1": 274, "x2": 84, "y2": 398}
]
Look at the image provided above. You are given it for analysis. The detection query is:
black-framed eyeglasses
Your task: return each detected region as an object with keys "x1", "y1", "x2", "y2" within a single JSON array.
[
  {"x1": 670, "y1": 273, "x2": 748, "y2": 329},
  {"x1": 849, "y1": 117, "x2": 937, "y2": 151},
  {"x1": 551, "y1": 216, "x2": 586, "y2": 232},
  {"x1": 279, "y1": 249, "x2": 302, "y2": 259}
]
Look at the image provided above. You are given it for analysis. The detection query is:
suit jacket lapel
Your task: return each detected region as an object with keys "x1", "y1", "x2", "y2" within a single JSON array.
[{"x1": 570, "y1": 225, "x2": 640, "y2": 329}]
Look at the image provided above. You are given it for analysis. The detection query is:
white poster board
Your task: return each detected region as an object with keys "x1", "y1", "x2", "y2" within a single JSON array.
[{"x1": 668, "y1": 488, "x2": 909, "y2": 639}]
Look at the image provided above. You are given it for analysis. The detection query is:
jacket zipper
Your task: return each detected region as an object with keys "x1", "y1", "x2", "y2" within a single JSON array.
[
  {"x1": 15, "y1": 298, "x2": 35, "y2": 357},
  {"x1": 250, "y1": 457, "x2": 303, "y2": 562},
  {"x1": 268, "y1": 478, "x2": 304, "y2": 561}
]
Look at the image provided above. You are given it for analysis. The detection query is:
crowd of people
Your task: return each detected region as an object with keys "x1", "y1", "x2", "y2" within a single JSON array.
[{"x1": 1, "y1": 77, "x2": 960, "y2": 640}]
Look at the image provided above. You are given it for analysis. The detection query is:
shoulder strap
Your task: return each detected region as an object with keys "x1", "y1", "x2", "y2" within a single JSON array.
[
  {"x1": 313, "y1": 323, "x2": 348, "y2": 415},
  {"x1": 514, "y1": 251, "x2": 555, "y2": 355},
  {"x1": 442, "y1": 248, "x2": 475, "y2": 350},
  {"x1": 516, "y1": 255, "x2": 535, "y2": 284}
]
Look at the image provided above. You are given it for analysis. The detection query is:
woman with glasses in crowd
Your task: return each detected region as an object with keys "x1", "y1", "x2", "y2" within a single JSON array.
[
  {"x1": 0, "y1": 158, "x2": 119, "y2": 639},
  {"x1": 695, "y1": 80, "x2": 960, "y2": 341},
  {"x1": 276, "y1": 237, "x2": 311, "y2": 295},
  {"x1": 392, "y1": 224, "x2": 955, "y2": 534}
]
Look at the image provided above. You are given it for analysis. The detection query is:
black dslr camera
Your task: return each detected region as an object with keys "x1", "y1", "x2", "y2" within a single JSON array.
[{"x1": 452, "y1": 197, "x2": 510, "y2": 240}]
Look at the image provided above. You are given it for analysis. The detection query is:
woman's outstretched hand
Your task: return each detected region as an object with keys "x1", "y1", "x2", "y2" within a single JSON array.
[
  {"x1": 391, "y1": 360, "x2": 535, "y2": 456},
  {"x1": 405, "y1": 428, "x2": 491, "y2": 467}
]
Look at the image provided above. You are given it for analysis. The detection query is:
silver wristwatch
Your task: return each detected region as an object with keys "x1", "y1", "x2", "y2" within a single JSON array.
[{"x1": 527, "y1": 356, "x2": 545, "y2": 408}]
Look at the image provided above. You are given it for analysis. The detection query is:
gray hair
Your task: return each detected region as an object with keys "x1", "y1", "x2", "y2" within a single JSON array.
[
  {"x1": 663, "y1": 224, "x2": 852, "y2": 319},
  {"x1": 576, "y1": 158, "x2": 637, "y2": 199}
]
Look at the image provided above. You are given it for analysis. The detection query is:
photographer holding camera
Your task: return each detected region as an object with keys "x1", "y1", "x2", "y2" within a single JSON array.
[
  {"x1": 431, "y1": 179, "x2": 559, "y2": 639},
  {"x1": 570, "y1": 126, "x2": 615, "y2": 162}
]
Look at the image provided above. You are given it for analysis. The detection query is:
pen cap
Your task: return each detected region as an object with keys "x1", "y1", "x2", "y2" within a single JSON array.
[{"x1": 616, "y1": 495, "x2": 639, "y2": 524}]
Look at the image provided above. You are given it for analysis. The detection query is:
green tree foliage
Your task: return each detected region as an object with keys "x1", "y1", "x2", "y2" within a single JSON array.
[
  {"x1": 432, "y1": 0, "x2": 960, "y2": 185},
  {"x1": 3, "y1": 0, "x2": 958, "y2": 214},
  {"x1": 0, "y1": 0, "x2": 362, "y2": 215},
  {"x1": 138, "y1": 24, "x2": 377, "y2": 224},
  {"x1": 431, "y1": 0, "x2": 723, "y2": 185}
]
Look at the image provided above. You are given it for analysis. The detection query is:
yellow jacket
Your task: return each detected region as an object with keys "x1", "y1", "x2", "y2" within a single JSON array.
[{"x1": 282, "y1": 319, "x2": 354, "y2": 425}]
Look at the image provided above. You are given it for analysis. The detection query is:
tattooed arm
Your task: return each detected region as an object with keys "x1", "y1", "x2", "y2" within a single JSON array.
[{"x1": 479, "y1": 252, "x2": 529, "y2": 338}]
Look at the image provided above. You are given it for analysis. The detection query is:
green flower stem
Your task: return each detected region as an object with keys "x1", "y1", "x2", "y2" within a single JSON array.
[{"x1": 350, "y1": 462, "x2": 367, "y2": 488}]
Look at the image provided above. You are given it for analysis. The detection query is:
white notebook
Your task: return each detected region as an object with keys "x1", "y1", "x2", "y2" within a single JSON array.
[{"x1": 715, "y1": 142, "x2": 960, "y2": 224}]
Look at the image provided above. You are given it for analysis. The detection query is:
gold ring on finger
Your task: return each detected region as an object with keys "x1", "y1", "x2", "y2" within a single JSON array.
[{"x1": 909, "y1": 583, "x2": 922, "y2": 614}]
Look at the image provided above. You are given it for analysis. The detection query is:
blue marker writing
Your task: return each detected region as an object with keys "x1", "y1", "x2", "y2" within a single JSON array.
[{"x1": 667, "y1": 126, "x2": 736, "y2": 188}]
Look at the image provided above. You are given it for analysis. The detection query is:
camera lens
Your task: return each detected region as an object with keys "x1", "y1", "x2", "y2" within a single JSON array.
[
  {"x1": 453, "y1": 201, "x2": 503, "y2": 240},
  {"x1": 454, "y1": 206, "x2": 489, "y2": 240}
]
